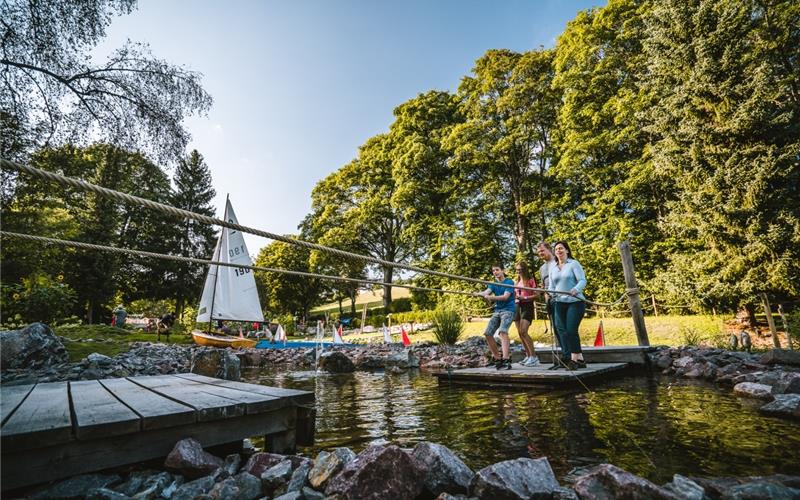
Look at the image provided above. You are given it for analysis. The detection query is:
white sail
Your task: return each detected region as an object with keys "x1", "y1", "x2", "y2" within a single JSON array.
[
  {"x1": 383, "y1": 325, "x2": 392, "y2": 344},
  {"x1": 197, "y1": 199, "x2": 265, "y2": 323}
]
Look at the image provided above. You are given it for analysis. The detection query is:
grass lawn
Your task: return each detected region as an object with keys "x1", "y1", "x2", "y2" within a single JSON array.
[
  {"x1": 56, "y1": 324, "x2": 194, "y2": 362},
  {"x1": 311, "y1": 288, "x2": 411, "y2": 316}
]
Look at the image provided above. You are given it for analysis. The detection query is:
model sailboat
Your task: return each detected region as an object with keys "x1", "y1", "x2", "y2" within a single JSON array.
[{"x1": 192, "y1": 198, "x2": 264, "y2": 348}]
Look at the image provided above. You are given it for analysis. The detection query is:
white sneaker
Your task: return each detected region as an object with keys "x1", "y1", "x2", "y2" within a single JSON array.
[
  {"x1": 525, "y1": 356, "x2": 541, "y2": 367},
  {"x1": 519, "y1": 356, "x2": 530, "y2": 366}
]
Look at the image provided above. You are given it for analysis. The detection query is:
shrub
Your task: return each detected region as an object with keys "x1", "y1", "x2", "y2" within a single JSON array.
[
  {"x1": 680, "y1": 326, "x2": 703, "y2": 346},
  {"x1": 432, "y1": 309, "x2": 463, "y2": 345},
  {"x1": 0, "y1": 273, "x2": 77, "y2": 325}
]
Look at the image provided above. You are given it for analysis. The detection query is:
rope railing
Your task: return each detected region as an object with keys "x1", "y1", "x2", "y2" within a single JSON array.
[{"x1": 0, "y1": 158, "x2": 627, "y2": 307}]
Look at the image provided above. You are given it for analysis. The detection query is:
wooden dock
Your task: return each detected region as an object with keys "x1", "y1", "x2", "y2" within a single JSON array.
[
  {"x1": 434, "y1": 361, "x2": 632, "y2": 388},
  {"x1": 534, "y1": 345, "x2": 655, "y2": 365},
  {"x1": 0, "y1": 373, "x2": 315, "y2": 491}
]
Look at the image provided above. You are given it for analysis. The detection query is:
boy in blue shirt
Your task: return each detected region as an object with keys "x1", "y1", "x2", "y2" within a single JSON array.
[{"x1": 477, "y1": 263, "x2": 516, "y2": 370}]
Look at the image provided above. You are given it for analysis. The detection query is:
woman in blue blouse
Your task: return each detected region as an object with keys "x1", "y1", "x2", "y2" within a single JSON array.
[{"x1": 549, "y1": 241, "x2": 587, "y2": 369}]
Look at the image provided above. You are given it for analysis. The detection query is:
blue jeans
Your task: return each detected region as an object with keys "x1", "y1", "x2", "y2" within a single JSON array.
[{"x1": 553, "y1": 301, "x2": 586, "y2": 356}]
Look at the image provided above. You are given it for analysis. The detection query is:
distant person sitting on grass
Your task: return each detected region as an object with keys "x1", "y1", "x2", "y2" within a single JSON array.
[{"x1": 157, "y1": 311, "x2": 175, "y2": 341}]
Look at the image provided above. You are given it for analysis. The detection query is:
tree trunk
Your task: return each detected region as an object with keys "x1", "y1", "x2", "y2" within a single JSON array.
[
  {"x1": 382, "y1": 264, "x2": 393, "y2": 309},
  {"x1": 741, "y1": 304, "x2": 758, "y2": 327},
  {"x1": 349, "y1": 289, "x2": 357, "y2": 316}
]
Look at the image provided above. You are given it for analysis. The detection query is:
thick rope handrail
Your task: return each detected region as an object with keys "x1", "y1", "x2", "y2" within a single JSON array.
[{"x1": 0, "y1": 158, "x2": 627, "y2": 307}]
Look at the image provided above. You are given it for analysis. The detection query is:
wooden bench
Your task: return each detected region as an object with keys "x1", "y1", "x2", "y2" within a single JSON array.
[{"x1": 0, "y1": 373, "x2": 315, "y2": 491}]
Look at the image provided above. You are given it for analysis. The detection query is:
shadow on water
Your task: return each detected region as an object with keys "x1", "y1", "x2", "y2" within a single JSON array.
[{"x1": 243, "y1": 368, "x2": 800, "y2": 484}]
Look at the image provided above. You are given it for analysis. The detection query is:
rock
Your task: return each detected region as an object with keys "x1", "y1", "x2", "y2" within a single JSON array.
[
  {"x1": 286, "y1": 460, "x2": 312, "y2": 492},
  {"x1": 223, "y1": 454, "x2": 242, "y2": 475},
  {"x1": 233, "y1": 472, "x2": 261, "y2": 500},
  {"x1": 171, "y1": 476, "x2": 215, "y2": 500},
  {"x1": 759, "y1": 349, "x2": 800, "y2": 367},
  {"x1": 260, "y1": 459, "x2": 294, "y2": 496},
  {"x1": 207, "y1": 478, "x2": 240, "y2": 499},
  {"x1": 86, "y1": 487, "x2": 131, "y2": 500},
  {"x1": 435, "y1": 494, "x2": 475, "y2": 500},
  {"x1": 191, "y1": 348, "x2": 241, "y2": 380},
  {"x1": 159, "y1": 475, "x2": 184, "y2": 499},
  {"x1": 164, "y1": 438, "x2": 224, "y2": 479},
  {"x1": 114, "y1": 470, "x2": 154, "y2": 496},
  {"x1": 309, "y1": 448, "x2": 356, "y2": 490},
  {"x1": 319, "y1": 351, "x2": 355, "y2": 373},
  {"x1": 273, "y1": 491, "x2": 303, "y2": 500},
  {"x1": 662, "y1": 474, "x2": 706, "y2": 500},
  {"x1": 469, "y1": 457, "x2": 559, "y2": 499},
  {"x1": 733, "y1": 382, "x2": 775, "y2": 401},
  {"x1": 411, "y1": 441, "x2": 474, "y2": 496},
  {"x1": 573, "y1": 464, "x2": 680, "y2": 500},
  {"x1": 325, "y1": 445, "x2": 425, "y2": 499},
  {"x1": 673, "y1": 356, "x2": 694, "y2": 369},
  {"x1": 242, "y1": 452, "x2": 309, "y2": 477},
  {"x1": 302, "y1": 486, "x2": 326, "y2": 499},
  {"x1": 31, "y1": 473, "x2": 122, "y2": 500},
  {"x1": 131, "y1": 471, "x2": 173, "y2": 499},
  {"x1": 552, "y1": 486, "x2": 580, "y2": 499},
  {"x1": 759, "y1": 394, "x2": 800, "y2": 419},
  {"x1": 1, "y1": 323, "x2": 68, "y2": 370},
  {"x1": 722, "y1": 481, "x2": 800, "y2": 499},
  {"x1": 386, "y1": 351, "x2": 411, "y2": 370},
  {"x1": 773, "y1": 373, "x2": 800, "y2": 395}
]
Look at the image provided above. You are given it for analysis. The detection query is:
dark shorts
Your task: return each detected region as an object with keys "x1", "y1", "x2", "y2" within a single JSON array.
[{"x1": 514, "y1": 301, "x2": 534, "y2": 322}]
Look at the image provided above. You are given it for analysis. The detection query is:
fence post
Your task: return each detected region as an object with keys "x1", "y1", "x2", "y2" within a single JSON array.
[
  {"x1": 618, "y1": 240, "x2": 650, "y2": 346},
  {"x1": 760, "y1": 293, "x2": 781, "y2": 349},
  {"x1": 651, "y1": 295, "x2": 659, "y2": 317},
  {"x1": 778, "y1": 303, "x2": 792, "y2": 351}
]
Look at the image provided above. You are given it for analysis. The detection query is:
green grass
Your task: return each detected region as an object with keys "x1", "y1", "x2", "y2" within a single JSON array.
[{"x1": 56, "y1": 324, "x2": 194, "y2": 362}]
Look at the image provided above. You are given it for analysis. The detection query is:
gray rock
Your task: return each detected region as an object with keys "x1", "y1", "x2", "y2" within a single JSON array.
[
  {"x1": 722, "y1": 481, "x2": 800, "y2": 499},
  {"x1": 233, "y1": 472, "x2": 261, "y2": 500},
  {"x1": 114, "y1": 471, "x2": 154, "y2": 496},
  {"x1": 325, "y1": 445, "x2": 425, "y2": 499},
  {"x1": 260, "y1": 459, "x2": 294, "y2": 495},
  {"x1": 469, "y1": 457, "x2": 559, "y2": 499},
  {"x1": 86, "y1": 488, "x2": 131, "y2": 500},
  {"x1": 573, "y1": 464, "x2": 680, "y2": 499},
  {"x1": 733, "y1": 382, "x2": 775, "y2": 401},
  {"x1": 223, "y1": 454, "x2": 242, "y2": 475},
  {"x1": 170, "y1": 476, "x2": 215, "y2": 500},
  {"x1": 31, "y1": 474, "x2": 122, "y2": 500},
  {"x1": 1, "y1": 322, "x2": 68, "y2": 370},
  {"x1": 272, "y1": 491, "x2": 303, "y2": 500},
  {"x1": 159, "y1": 475, "x2": 184, "y2": 499},
  {"x1": 663, "y1": 474, "x2": 707, "y2": 500},
  {"x1": 308, "y1": 447, "x2": 356, "y2": 490},
  {"x1": 286, "y1": 461, "x2": 311, "y2": 492},
  {"x1": 190, "y1": 348, "x2": 241, "y2": 381},
  {"x1": 552, "y1": 486, "x2": 580, "y2": 500},
  {"x1": 207, "y1": 478, "x2": 240, "y2": 499},
  {"x1": 319, "y1": 350, "x2": 356, "y2": 373},
  {"x1": 760, "y1": 349, "x2": 800, "y2": 367},
  {"x1": 759, "y1": 394, "x2": 800, "y2": 419},
  {"x1": 386, "y1": 351, "x2": 411, "y2": 370},
  {"x1": 242, "y1": 452, "x2": 309, "y2": 477},
  {"x1": 411, "y1": 441, "x2": 474, "y2": 496},
  {"x1": 164, "y1": 438, "x2": 224, "y2": 479},
  {"x1": 131, "y1": 471, "x2": 173, "y2": 499},
  {"x1": 773, "y1": 373, "x2": 800, "y2": 395},
  {"x1": 302, "y1": 486, "x2": 326, "y2": 499},
  {"x1": 87, "y1": 352, "x2": 114, "y2": 366}
]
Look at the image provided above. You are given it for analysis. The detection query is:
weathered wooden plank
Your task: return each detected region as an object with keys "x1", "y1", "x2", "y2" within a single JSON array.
[
  {"x1": 435, "y1": 362, "x2": 630, "y2": 387},
  {"x1": 99, "y1": 378, "x2": 196, "y2": 430},
  {"x1": 176, "y1": 373, "x2": 314, "y2": 406},
  {"x1": 0, "y1": 383, "x2": 35, "y2": 425},
  {"x1": 167, "y1": 374, "x2": 285, "y2": 414},
  {"x1": 130, "y1": 375, "x2": 246, "y2": 421},
  {"x1": 1, "y1": 382, "x2": 72, "y2": 451},
  {"x1": 2, "y1": 407, "x2": 295, "y2": 491},
  {"x1": 70, "y1": 380, "x2": 141, "y2": 440}
]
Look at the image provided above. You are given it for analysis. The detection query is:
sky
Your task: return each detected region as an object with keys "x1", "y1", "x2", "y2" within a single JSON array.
[{"x1": 96, "y1": 0, "x2": 602, "y2": 255}]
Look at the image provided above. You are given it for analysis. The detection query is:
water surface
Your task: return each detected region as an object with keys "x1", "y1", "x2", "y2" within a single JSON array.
[{"x1": 243, "y1": 368, "x2": 800, "y2": 484}]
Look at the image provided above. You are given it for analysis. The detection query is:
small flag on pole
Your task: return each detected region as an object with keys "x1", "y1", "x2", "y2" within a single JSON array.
[
  {"x1": 401, "y1": 326, "x2": 411, "y2": 347},
  {"x1": 383, "y1": 325, "x2": 392, "y2": 344},
  {"x1": 333, "y1": 324, "x2": 344, "y2": 344},
  {"x1": 593, "y1": 320, "x2": 605, "y2": 347}
]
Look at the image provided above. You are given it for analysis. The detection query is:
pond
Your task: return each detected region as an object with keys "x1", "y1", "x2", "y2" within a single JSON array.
[{"x1": 243, "y1": 368, "x2": 800, "y2": 484}]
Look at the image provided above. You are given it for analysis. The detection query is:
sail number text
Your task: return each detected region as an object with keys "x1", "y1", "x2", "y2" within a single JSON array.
[
  {"x1": 229, "y1": 245, "x2": 246, "y2": 258},
  {"x1": 234, "y1": 267, "x2": 251, "y2": 276}
]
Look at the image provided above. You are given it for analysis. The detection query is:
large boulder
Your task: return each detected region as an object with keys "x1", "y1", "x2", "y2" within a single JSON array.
[
  {"x1": 0, "y1": 322, "x2": 68, "y2": 370},
  {"x1": 573, "y1": 464, "x2": 680, "y2": 500},
  {"x1": 242, "y1": 452, "x2": 310, "y2": 477},
  {"x1": 411, "y1": 441, "x2": 474, "y2": 496},
  {"x1": 190, "y1": 348, "x2": 241, "y2": 381},
  {"x1": 759, "y1": 394, "x2": 800, "y2": 419},
  {"x1": 662, "y1": 474, "x2": 706, "y2": 500},
  {"x1": 325, "y1": 445, "x2": 424, "y2": 499},
  {"x1": 164, "y1": 438, "x2": 223, "y2": 479},
  {"x1": 319, "y1": 351, "x2": 355, "y2": 373},
  {"x1": 733, "y1": 382, "x2": 774, "y2": 401},
  {"x1": 469, "y1": 457, "x2": 559, "y2": 499},
  {"x1": 759, "y1": 349, "x2": 800, "y2": 367},
  {"x1": 308, "y1": 447, "x2": 356, "y2": 490}
]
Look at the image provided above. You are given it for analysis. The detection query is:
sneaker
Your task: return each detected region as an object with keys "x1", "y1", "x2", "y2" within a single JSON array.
[
  {"x1": 519, "y1": 356, "x2": 530, "y2": 366},
  {"x1": 493, "y1": 358, "x2": 503, "y2": 370},
  {"x1": 525, "y1": 356, "x2": 540, "y2": 367},
  {"x1": 503, "y1": 358, "x2": 512, "y2": 370},
  {"x1": 567, "y1": 360, "x2": 587, "y2": 370}
]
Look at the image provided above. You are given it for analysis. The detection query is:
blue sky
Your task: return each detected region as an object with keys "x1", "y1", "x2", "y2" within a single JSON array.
[{"x1": 97, "y1": 0, "x2": 602, "y2": 254}]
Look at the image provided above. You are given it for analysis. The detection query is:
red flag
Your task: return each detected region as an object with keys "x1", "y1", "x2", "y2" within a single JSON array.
[
  {"x1": 594, "y1": 320, "x2": 605, "y2": 346},
  {"x1": 401, "y1": 326, "x2": 411, "y2": 346}
]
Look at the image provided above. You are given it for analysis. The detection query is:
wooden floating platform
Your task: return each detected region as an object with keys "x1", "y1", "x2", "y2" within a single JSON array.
[
  {"x1": 534, "y1": 345, "x2": 655, "y2": 366},
  {"x1": 434, "y1": 361, "x2": 631, "y2": 388},
  {"x1": 0, "y1": 373, "x2": 315, "y2": 492}
]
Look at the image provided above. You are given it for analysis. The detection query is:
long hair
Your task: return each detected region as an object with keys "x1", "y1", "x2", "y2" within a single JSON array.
[
  {"x1": 553, "y1": 241, "x2": 573, "y2": 261},
  {"x1": 515, "y1": 262, "x2": 530, "y2": 282}
]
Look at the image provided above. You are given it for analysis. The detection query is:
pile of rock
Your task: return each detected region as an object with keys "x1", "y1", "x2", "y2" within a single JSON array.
[
  {"x1": 21, "y1": 438, "x2": 800, "y2": 499},
  {"x1": 650, "y1": 346, "x2": 800, "y2": 419}
]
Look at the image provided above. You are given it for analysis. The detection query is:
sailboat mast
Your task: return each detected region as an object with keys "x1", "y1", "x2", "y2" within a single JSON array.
[{"x1": 207, "y1": 194, "x2": 229, "y2": 333}]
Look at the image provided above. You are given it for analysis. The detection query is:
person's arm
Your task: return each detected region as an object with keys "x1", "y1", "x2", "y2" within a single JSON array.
[{"x1": 570, "y1": 260, "x2": 587, "y2": 296}]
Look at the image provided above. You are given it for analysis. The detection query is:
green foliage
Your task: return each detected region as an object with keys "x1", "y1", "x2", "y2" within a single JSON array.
[
  {"x1": 254, "y1": 239, "x2": 324, "y2": 319},
  {"x1": 679, "y1": 327, "x2": 703, "y2": 347},
  {"x1": 431, "y1": 309, "x2": 464, "y2": 345},
  {"x1": 0, "y1": 273, "x2": 77, "y2": 324}
]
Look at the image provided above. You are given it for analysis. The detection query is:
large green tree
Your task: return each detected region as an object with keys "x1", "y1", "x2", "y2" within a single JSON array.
[
  {"x1": 254, "y1": 239, "x2": 324, "y2": 321},
  {"x1": 643, "y1": 0, "x2": 800, "y2": 312}
]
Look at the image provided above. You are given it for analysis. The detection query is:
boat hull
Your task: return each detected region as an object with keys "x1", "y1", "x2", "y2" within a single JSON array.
[{"x1": 192, "y1": 331, "x2": 257, "y2": 349}]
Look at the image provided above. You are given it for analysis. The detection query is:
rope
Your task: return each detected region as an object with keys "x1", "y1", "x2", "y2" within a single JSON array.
[{"x1": 0, "y1": 158, "x2": 627, "y2": 307}]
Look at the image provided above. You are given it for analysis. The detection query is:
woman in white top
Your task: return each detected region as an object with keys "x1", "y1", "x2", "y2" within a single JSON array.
[{"x1": 549, "y1": 241, "x2": 587, "y2": 369}]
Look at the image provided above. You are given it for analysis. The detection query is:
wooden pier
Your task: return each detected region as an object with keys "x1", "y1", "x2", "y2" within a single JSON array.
[
  {"x1": 0, "y1": 373, "x2": 315, "y2": 491},
  {"x1": 434, "y1": 361, "x2": 632, "y2": 388}
]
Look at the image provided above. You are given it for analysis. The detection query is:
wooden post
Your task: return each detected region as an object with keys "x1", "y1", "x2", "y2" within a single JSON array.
[
  {"x1": 777, "y1": 304, "x2": 793, "y2": 351},
  {"x1": 651, "y1": 295, "x2": 659, "y2": 317},
  {"x1": 760, "y1": 293, "x2": 780, "y2": 349},
  {"x1": 618, "y1": 241, "x2": 650, "y2": 346},
  {"x1": 360, "y1": 303, "x2": 368, "y2": 334}
]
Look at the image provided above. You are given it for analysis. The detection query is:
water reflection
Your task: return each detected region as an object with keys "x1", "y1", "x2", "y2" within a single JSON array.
[{"x1": 244, "y1": 368, "x2": 800, "y2": 484}]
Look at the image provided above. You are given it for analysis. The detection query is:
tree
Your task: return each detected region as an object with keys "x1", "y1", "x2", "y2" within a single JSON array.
[
  {"x1": 167, "y1": 150, "x2": 218, "y2": 319},
  {"x1": 254, "y1": 239, "x2": 324, "y2": 321},
  {"x1": 643, "y1": 0, "x2": 800, "y2": 313},
  {"x1": 0, "y1": 0, "x2": 212, "y2": 166}
]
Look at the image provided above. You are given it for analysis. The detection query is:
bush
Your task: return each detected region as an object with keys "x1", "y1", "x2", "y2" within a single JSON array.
[
  {"x1": 432, "y1": 309, "x2": 463, "y2": 345},
  {"x1": 0, "y1": 273, "x2": 77, "y2": 325}
]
